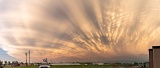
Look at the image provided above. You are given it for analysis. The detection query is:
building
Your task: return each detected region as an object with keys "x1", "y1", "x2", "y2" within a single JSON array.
[
  {"x1": 149, "y1": 49, "x2": 153, "y2": 68},
  {"x1": 149, "y1": 46, "x2": 160, "y2": 68}
]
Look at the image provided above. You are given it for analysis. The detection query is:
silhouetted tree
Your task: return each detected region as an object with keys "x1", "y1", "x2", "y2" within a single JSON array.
[
  {"x1": 134, "y1": 62, "x2": 138, "y2": 66},
  {"x1": 4, "y1": 61, "x2": 7, "y2": 65},
  {"x1": 8, "y1": 61, "x2": 11, "y2": 65},
  {"x1": 0, "y1": 61, "x2": 2, "y2": 65}
]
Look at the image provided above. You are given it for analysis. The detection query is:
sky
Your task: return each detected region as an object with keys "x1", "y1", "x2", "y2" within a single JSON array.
[
  {"x1": 0, "y1": 48, "x2": 17, "y2": 61},
  {"x1": 0, "y1": 0, "x2": 160, "y2": 63}
]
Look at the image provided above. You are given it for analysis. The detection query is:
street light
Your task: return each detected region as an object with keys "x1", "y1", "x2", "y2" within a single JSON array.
[
  {"x1": 29, "y1": 50, "x2": 30, "y2": 64},
  {"x1": 25, "y1": 52, "x2": 27, "y2": 66}
]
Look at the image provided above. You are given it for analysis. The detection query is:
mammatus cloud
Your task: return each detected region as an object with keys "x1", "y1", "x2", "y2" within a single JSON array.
[{"x1": 0, "y1": 0, "x2": 160, "y2": 62}]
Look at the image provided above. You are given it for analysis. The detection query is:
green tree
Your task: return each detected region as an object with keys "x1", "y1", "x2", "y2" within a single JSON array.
[
  {"x1": 134, "y1": 62, "x2": 138, "y2": 66},
  {"x1": 0, "y1": 60, "x2": 2, "y2": 65},
  {"x1": 8, "y1": 61, "x2": 11, "y2": 65},
  {"x1": 5, "y1": 61, "x2": 7, "y2": 65}
]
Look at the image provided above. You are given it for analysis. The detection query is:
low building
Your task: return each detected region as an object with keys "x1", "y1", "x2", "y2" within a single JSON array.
[{"x1": 149, "y1": 46, "x2": 160, "y2": 68}]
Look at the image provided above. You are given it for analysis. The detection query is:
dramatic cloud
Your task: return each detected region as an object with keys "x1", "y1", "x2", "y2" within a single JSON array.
[{"x1": 0, "y1": 0, "x2": 160, "y2": 62}]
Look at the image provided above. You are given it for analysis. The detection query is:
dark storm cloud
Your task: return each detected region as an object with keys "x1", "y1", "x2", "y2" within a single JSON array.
[
  {"x1": 29, "y1": 0, "x2": 160, "y2": 62},
  {"x1": 3, "y1": 35, "x2": 19, "y2": 45},
  {"x1": 21, "y1": 38, "x2": 36, "y2": 46},
  {"x1": 81, "y1": 0, "x2": 101, "y2": 30}
]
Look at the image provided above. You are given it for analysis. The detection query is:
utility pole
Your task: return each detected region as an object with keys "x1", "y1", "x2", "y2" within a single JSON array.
[
  {"x1": 29, "y1": 50, "x2": 30, "y2": 64},
  {"x1": 25, "y1": 52, "x2": 27, "y2": 66}
]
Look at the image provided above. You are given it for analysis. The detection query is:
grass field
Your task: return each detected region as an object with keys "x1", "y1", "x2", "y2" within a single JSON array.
[
  {"x1": 4, "y1": 65, "x2": 145, "y2": 68},
  {"x1": 4, "y1": 65, "x2": 110, "y2": 68}
]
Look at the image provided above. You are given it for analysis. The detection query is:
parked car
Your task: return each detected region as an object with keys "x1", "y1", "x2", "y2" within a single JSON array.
[
  {"x1": 39, "y1": 63, "x2": 50, "y2": 68},
  {"x1": 11, "y1": 61, "x2": 20, "y2": 66}
]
